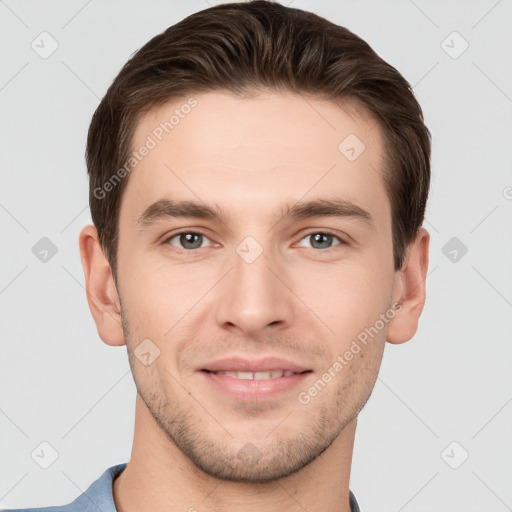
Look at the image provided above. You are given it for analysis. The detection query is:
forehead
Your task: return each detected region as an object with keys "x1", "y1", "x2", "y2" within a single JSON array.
[
  {"x1": 134, "y1": 90, "x2": 380, "y2": 164},
  {"x1": 122, "y1": 90, "x2": 388, "y2": 226}
]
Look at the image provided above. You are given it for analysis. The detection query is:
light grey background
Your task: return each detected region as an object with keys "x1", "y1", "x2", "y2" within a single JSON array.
[{"x1": 1, "y1": 1, "x2": 511, "y2": 511}]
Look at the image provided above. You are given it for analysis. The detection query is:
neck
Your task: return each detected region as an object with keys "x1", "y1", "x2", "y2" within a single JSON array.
[{"x1": 113, "y1": 395, "x2": 357, "y2": 512}]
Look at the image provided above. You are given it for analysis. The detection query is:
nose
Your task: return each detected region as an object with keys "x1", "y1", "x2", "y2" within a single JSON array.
[{"x1": 214, "y1": 244, "x2": 294, "y2": 337}]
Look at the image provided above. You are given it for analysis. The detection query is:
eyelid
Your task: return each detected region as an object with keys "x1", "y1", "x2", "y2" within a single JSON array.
[
  {"x1": 294, "y1": 230, "x2": 347, "y2": 249},
  {"x1": 163, "y1": 229, "x2": 217, "y2": 249}
]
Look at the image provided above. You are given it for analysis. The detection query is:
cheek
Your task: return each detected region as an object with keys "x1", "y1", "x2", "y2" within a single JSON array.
[
  {"x1": 118, "y1": 255, "x2": 221, "y2": 341},
  {"x1": 291, "y1": 259, "x2": 394, "y2": 341}
]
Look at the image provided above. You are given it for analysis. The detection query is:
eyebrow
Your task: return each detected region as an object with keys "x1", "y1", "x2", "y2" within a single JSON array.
[{"x1": 137, "y1": 197, "x2": 373, "y2": 229}]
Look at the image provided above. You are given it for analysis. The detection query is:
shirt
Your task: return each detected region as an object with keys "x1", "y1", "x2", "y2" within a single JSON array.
[{"x1": 2, "y1": 463, "x2": 361, "y2": 512}]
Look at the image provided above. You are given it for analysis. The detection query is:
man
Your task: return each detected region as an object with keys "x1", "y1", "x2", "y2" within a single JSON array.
[{"x1": 4, "y1": 1, "x2": 430, "y2": 510}]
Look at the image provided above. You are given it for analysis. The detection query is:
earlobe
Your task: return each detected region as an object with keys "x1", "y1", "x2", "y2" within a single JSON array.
[
  {"x1": 79, "y1": 225, "x2": 126, "y2": 347},
  {"x1": 387, "y1": 227, "x2": 430, "y2": 344}
]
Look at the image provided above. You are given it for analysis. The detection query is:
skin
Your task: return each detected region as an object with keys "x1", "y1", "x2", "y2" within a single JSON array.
[{"x1": 79, "y1": 90, "x2": 429, "y2": 512}]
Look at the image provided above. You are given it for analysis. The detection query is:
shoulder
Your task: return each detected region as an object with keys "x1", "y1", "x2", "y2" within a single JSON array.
[{"x1": 1, "y1": 463, "x2": 127, "y2": 512}]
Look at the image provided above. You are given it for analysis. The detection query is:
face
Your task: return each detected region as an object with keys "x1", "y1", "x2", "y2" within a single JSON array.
[{"x1": 115, "y1": 90, "x2": 401, "y2": 482}]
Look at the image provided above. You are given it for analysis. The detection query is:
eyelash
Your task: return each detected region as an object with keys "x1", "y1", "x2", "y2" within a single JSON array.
[{"x1": 163, "y1": 230, "x2": 347, "y2": 253}]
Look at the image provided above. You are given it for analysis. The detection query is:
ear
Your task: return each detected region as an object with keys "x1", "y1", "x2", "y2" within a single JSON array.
[
  {"x1": 79, "y1": 224, "x2": 126, "y2": 346},
  {"x1": 387, "y1": 227, "x2": 430, "y2": 344}
]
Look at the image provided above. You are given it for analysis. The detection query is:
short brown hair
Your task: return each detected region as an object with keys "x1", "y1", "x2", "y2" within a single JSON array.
[{"x1": 86, "y1": 0, "x2": 430, "y2": 277}]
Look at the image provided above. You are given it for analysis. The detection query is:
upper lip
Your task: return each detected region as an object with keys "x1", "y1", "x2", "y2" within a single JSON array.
[{"x1": 201, "y1": 356, "x2": 310, "y2": 373}]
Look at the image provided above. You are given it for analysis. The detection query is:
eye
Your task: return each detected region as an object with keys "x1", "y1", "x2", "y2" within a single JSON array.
[
  {"x1": 297, "y1": 232, "x2": 343, "y2": 250},
  {"x1": 166, "y1": 232, "x2": 213, "y2": 250}
]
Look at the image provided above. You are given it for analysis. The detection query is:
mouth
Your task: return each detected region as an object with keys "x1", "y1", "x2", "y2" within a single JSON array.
[
  {"x1": 201, "y1": 369, "x2": 311, "y2": 380},
  {"x1": 198, "y1": 357, "x2": 313, "y2": 400}
]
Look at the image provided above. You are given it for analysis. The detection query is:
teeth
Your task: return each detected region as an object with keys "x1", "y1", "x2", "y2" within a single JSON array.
[{"x1": 211, "y1": 370, "x2": 297, "y2": 379}]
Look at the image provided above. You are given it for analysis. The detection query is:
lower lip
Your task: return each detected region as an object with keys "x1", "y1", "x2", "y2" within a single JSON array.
[{"x1": 200, "y1": 371, "x2": 311, "y2": 401}]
